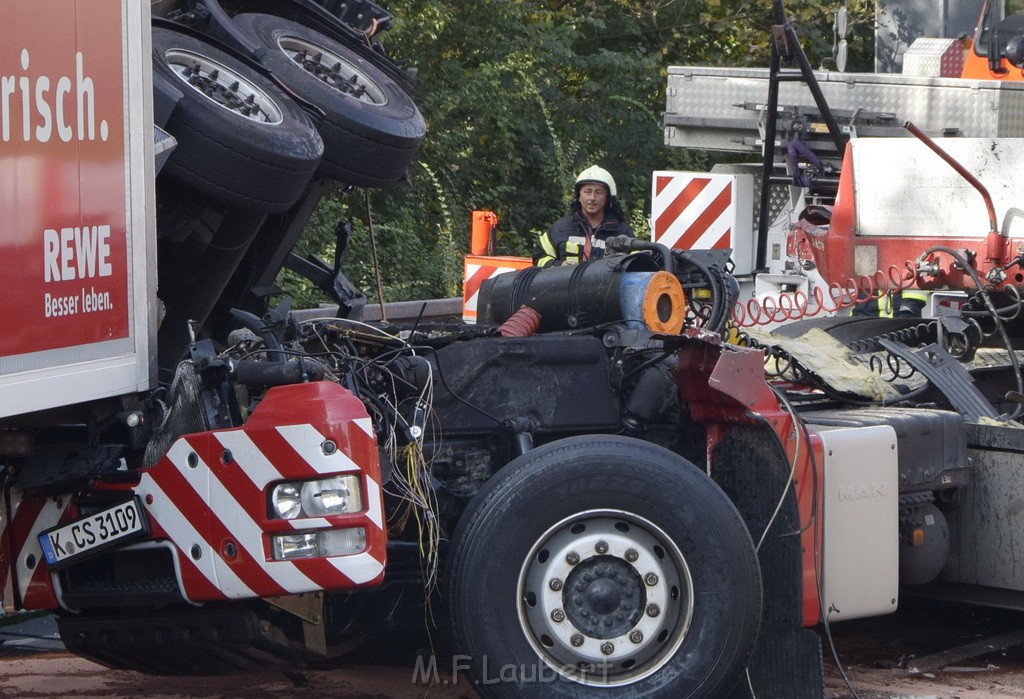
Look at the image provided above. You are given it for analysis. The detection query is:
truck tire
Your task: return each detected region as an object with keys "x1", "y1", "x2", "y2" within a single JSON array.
[
  {"x1": 444, "y1": 435, "x2": 761, "y2": 698},
  {"x1": 152, "y1": 27, "x2": 324, "y2": 213},
  {"x1": 230, "y1": 13, "x2": 425, "y2": 187}
]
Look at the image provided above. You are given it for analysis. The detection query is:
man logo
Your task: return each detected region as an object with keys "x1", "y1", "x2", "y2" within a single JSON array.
[{"x1": 838, "y1": 481, "x2": 887, "y2": 501}]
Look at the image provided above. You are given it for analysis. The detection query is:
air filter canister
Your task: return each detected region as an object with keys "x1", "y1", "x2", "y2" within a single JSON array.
[
  {"x1": 619, "y1": 271, "x2": 686, "y2": 334},
  {"x1": 478, "y1": 255, "x2": 687, "y2": 333}
]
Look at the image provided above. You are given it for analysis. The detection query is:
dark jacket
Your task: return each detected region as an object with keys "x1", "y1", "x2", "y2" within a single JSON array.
[
  {"x1": 533, "y1": 203, "x2": 634, "y2": 267},
  {"x1": 852, "y1": 290, "x2": 928, "y2": 318}
]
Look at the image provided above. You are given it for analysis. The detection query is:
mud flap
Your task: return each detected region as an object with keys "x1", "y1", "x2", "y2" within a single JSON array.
[
  {"x1": 729, "y1": 624, "x2": 824, "y2": 699},
  {"x1": 712, "y1": 425, "x2": 826, "y2": 697}
]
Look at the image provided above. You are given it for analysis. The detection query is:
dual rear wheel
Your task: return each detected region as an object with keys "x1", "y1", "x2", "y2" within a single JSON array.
[{"x1": 152, "y1": 14, "x2": 425, "y2": 213}]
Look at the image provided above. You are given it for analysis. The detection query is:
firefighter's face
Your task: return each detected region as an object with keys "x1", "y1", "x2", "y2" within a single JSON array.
[{"x1": 578, "y1": 184, "x2": 608, "y2": 217}]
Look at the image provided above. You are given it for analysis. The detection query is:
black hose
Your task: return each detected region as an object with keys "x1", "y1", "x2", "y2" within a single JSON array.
[
  {"x1": 921, "y1": 245, "x2": 1024, "y2": 419},
  {"x1": 674, "y1": 250, "x2": 731, "y2": 334},
  {"x1": 605, "y1": 236, "x2": 674, "y2": 272},
  {"x1": 229, "y1": 308, "x2": 285, "y2": 362},
  {"x1": 230, "y1": 358, "x2": 324, "y2": 387}
]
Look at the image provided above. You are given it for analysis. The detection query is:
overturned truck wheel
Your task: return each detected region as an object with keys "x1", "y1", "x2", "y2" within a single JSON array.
[
  {"x1": 445, "y1": 436, "x2": 762, "y2": 698},
  {"x1": 231, "y1": 13, "x2": 425, "y2": 187},
  {"x1": 152, "y1": 27, "x2": 324, "y2": 212}
]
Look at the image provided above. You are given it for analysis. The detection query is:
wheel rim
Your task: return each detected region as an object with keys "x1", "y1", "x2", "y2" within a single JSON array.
[
  {"x1": 277, "y1": 36, "x2": 388, "y2": 106},
  {"x1": 165, "y1": 49, "x2": 284, "y2": 124},
  {"x1": 518, "y1": 509, "x2": 694, "y2": 687}
]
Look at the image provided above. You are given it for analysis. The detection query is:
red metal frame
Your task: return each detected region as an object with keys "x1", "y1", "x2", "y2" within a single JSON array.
[
  {"x1": 677, "y1": 334, "x2": 824, "y2": 627},
  {"x1": 820, "y1": 143, "x2": 1020, "y2": 293}
]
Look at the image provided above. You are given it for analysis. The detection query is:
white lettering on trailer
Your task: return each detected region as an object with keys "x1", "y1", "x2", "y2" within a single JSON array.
[
  {"x1": 43, "y1": 225, "x2": 112, "y2": 282},
  {"x1": 82, "y1": 287, "x2": 111, "y2": 313},
  {"x1": 43, "y1": 287, "x2": 113, "y2": 318},
  {"x1": 0, "y1": 75, "x2": 12, "y2": 141},
  {"x1": 56, "y1": 75, "x2": 71, "y2": 142},
  {"x1": 1, "y1": 49, "x2": 107, "y2": 144},
  {"x1": 44, "y1": 292, "x2": 78, "y2": 317}
]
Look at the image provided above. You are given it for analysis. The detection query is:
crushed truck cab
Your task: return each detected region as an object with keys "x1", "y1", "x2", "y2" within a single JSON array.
[{"x1": 8, "y1": 0, "x2": 1024, "y2": 697}]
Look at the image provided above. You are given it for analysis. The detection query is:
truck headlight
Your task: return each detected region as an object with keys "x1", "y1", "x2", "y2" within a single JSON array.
[
  {"x1": 270, "y1": 476, "x2": 362, "y2": 520},
  {"x1": 270, "y1": 527, "x2": 366, "y2": 560},
  {"x1": 271, "y1": 483, "x2": 302, "y2": 519}
]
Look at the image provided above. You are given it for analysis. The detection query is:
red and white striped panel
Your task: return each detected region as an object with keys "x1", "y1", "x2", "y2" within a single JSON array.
[
  {"x1": 463, "y1": 255, "x2": 532, "y2": 323},
  {"x1": 0, "y1": 491, "x2": 8, "y2": 612},
  {"x1": 651, "y1": 170, "x2": 756, "y2": 274},
  {"x1": 5, "y1": 491, "x2": 67, "y2": 611},
  {"x1": 651, "y1": 172, "x2": 737, "y2": 254},
  {"x1": 136, "y1": 381, "x2": 386, "y2": 603}
]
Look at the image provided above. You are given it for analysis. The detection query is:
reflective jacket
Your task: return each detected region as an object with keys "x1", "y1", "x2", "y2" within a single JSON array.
[
  {"x1": 853, "y1": 290, "x2": 929, "y2": 318},
  {"x1": 533, "y1": 205, "x2": 634, "y2": 267}
]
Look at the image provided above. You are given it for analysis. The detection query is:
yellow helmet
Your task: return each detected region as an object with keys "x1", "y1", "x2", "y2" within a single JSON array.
[{"x1": 575, "y1": 165, "x2": 617, "y2": 197}]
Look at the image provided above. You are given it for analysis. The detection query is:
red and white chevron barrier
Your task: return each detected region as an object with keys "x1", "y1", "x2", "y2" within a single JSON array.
[
  {"x1": 5, "y1": 493, "x2": 66, "y2": 611},
  {"x1": 3, "y1": 382, "x2": 386, "y2": 611},
  {"x1": 463, "y1": 254, "x2": 532, "y2": 323},
  {"x1": 650, "y1": 171, "x2": 754, "y2": 274}
]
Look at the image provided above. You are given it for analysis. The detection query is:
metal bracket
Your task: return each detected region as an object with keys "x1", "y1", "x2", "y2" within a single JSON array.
[
  {"x1": 878, "y1": 339, "x2": 999, "y2": 421},
  {"x1": 265, "y1": 592, "x2": 327, "y2": 656}
]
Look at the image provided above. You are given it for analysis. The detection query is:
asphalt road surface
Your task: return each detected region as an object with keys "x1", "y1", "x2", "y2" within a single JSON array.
[{"x1": 5, "y1": 598, "x2": 1024, "y2": 698}]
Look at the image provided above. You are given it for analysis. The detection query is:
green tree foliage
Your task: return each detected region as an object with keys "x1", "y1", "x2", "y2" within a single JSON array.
[{"x1": 281, "y1": 0, "x2": 872, "y2": 306}]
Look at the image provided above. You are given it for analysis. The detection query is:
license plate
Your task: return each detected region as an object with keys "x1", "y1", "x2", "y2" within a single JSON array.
[{"x1": 38, "y1": 498, "x2": 149, "y2": 569}]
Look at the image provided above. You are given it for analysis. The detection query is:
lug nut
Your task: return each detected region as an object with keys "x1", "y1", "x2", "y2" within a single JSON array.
[
  {"x1": 600, "y1": 642, "x2": 614, "y2": 656},
  {"x1": 646, "y1": 603, "x2": 661, "y2": 618},
  {"x1": 570, "y1": 633, "x2": 585, "y2": 647},
  {"x1": 566, "y1": 551, "x2": 580, "y2": 565},
  {"x1": 629, "y1": 630, "x2": 644, "y2": 644},
  {"x1": 551, "y1": 609, "x2": 566, "y2": 623},
  {"x1": 549, "y1": 578, "x2": 564, "y2": 591},
  {"x1": 625, "y1": 548, "x2": 639, "y2": 562},
  {"x1": 644, "y1": 572, "x2": 659, "y2": 586},
  {"x1": 595, "y1": 540, "x2": 609, "y2": 554}
]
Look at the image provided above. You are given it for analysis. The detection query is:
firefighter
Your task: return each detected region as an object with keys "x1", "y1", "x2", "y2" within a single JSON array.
[
  {"x1": 853, "y1": 290, "x2": 930, "y2": 317},
  {"x1": 533, "y1": 165, "x2": 634, "y2": 267}
]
